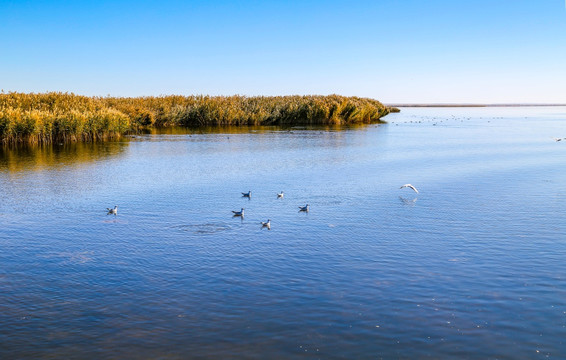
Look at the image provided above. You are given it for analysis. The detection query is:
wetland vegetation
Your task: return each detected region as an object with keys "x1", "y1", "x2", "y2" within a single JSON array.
[{"x1": 0, "y1": 92, "x2": 397, "y2": 144}]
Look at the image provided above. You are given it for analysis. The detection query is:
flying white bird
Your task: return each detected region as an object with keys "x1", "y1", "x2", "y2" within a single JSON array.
[
  {"x1": 400, "y1": 184, "x2": 419, "y2": 193},
  {"x1": 242, "y1": 191, "x2": 252, "y2": 198},
  {"x1": 552, "y1": 137, "x2": 565, "y2": 142},
  {"x1": 299, "y1": 204, "x2": 310, "y2": 212},
  {"x1": 107, "y1": 205, "x2": 118, "y2": 215},
  {"x1": 232, "y1": 208, "x2": 245, "y2": 216},
  {"x1": 277, "y1": 191, "x2": 284, "y2": 198}
]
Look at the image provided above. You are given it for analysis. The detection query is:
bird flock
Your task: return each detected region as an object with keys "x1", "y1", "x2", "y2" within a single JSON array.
[
  {"x1": 105, "y1": 185, "x2": 419, "y2": 230},
  {"x1": 390, "y1": 113, "x2": 565, "y2": 142},
  {"x1": 103, "y1": 114, "x2": 562, "y2": 227},
  {"x1": 225, "y1": 190, "x2": 309, "y2": 230}
]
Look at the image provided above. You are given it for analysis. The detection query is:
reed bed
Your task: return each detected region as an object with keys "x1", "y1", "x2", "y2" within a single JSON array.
[{"x1": 1, "y1": 92, "x2": 397, "y2": 144}]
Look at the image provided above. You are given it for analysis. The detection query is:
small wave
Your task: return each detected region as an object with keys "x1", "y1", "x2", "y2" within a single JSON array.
[
  {"x1": 42, "y1": 251, "x2": 94, "y2": 264},
  {"x1": 173, "y1": 223, "x2": 232, "y2": 235},
  {"x1": 101, "y1": 219, "x2": 128, "y2": 224}
]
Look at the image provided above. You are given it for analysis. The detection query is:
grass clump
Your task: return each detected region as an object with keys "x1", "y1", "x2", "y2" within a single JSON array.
[{"x1": 1, "y1": 92, "x2": 397, "y2": 144}]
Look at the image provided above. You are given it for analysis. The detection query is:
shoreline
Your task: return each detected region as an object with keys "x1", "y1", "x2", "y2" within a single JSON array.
[{"x1": 387, "y1": 103, "x2": 566, "y2": 108}]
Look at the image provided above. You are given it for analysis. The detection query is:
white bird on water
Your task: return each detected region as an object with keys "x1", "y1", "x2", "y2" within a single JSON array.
[
  {"x1": 552, "y1": 137, "x2": 565, "y2": 142},
  {"x1": 107, "y1": 205, "x2": 118, "y2": 215},
  {"x1": 261, "y1": 219, "x2": 271, "y2": 229},
  {"x1": 277, "y1": 191, "x2": 284, "y2": 198},
  {"x1": 242, "y1": 191, "x2": 252, "y2": 198},
  {"x1": 400, "y1": 184, "x2": 419, "y2": 194},
  {"x1": 232, "y1": 208, "x2": 245, "y2": 216},
  {"x1": 299, "y1": 204, "x2": 309, "y2": 212}
]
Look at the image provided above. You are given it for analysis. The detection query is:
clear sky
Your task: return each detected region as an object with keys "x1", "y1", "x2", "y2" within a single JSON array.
[{"x1": 1, "y1": 0, "x2": 565, "y2": 103}]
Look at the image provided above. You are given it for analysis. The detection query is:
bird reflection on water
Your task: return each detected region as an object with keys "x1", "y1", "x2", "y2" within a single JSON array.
[{"x1": 399, "y1": 196, "x2": 417, "y2": 206}]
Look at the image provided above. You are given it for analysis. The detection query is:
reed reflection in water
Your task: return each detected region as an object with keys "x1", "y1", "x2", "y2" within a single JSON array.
[{"x1": 0, "y1": 141, "x2": 129, "y2": 174}]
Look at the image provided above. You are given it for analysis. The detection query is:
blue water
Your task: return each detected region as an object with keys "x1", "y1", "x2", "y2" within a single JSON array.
[{"x1": 1, "y1": 107, "x2": 565, "y2": 358}]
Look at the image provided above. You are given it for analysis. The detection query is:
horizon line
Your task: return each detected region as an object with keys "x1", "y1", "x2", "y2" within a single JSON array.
[{"x1": 386, "y1": 103, "x2": 566, "y2": 108}]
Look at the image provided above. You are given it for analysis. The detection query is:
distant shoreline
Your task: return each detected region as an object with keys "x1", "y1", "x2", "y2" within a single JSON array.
[{"x1": 387, "y1": 104, "x2": 566, "y2": 108}]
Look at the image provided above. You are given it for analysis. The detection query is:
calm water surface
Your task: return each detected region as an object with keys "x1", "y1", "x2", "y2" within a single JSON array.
[{"x1": 1, "y1": 107, "x2": 565, "y2": 359}]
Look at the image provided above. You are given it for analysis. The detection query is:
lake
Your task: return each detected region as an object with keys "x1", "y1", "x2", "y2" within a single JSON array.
[{"x1": 1, "y1": 106, "x2": 565, "y2": 359}]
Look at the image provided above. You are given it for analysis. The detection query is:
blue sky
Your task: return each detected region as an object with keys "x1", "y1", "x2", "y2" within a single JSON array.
[{"x1": 1, "y1": 0, "x2": 565, "y2": 103}]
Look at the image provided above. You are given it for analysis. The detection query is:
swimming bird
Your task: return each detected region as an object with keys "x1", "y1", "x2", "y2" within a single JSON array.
[
  {"x1": 107, "y1": 205, "x2": 118, "y2": 215},
  {"x1": 242, "y1": 191, "x2": 252, "y2": 198},
  {"x1": 261, "y1": 219, "x2": 271, "y2": 230},
  {"x1": 400, "y1": 184, "x2": 419, "y2": 194},
  {"x1": 277, "y1": 191, "x2": 284, "y2": 198},
  {"x1": 232, "y1": 208, "x2": 245, "y2": 217},
  {"x1": 552, "y1": 137, "x2": 565, "y2": 142},
  {"x1": 298, "y1": 204, "x2": 309, "y2": 212}
]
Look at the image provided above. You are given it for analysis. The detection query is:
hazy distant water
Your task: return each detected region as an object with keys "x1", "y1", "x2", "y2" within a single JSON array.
[{"x1": 1, "y1": 107, "x2": 565, "y2": 359}]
